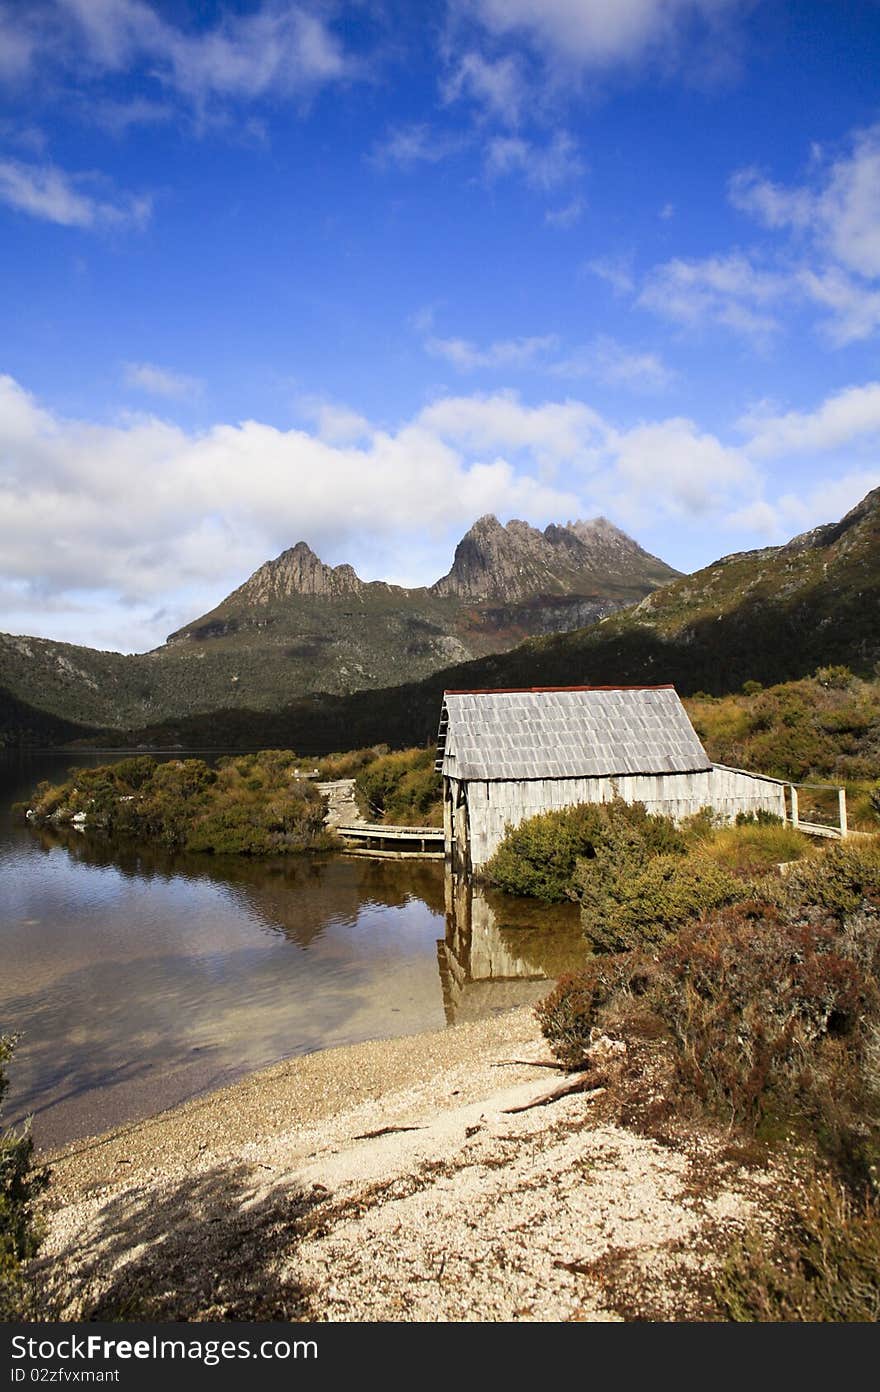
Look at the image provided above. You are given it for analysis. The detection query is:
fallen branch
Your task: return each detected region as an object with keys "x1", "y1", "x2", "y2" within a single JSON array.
[
  {"x1": 353, "y1": 1125, "x2": 427, "y2": 1140},
  {"x1": 503, "y1": 1081, "x2": 606, "y2": 1115},
  {"x1": 493, "y1": 1059, "x2": 573, "y2": 1072}
]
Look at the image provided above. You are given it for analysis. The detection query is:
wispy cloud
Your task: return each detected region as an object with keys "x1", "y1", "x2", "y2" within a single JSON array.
[
  {"x1": 545, "y1": 196, "x2": 584, "y2": 229},
  {"x1": 639, "y1": 252, "x2": 789, "y2": 343},
  {"x1": 485, "y1": 130, "x2": 582, "y2": 189},
  {"x1": 729, "y1": 123, "x2": 880, "y2": 280},
  {"x1": 0, "y1": 156, "x2": 151, "y2": 228},
  {"x1": 11, "y1": 1, "x2": 357, "y2": 110},
  {"x1": 463, "y1": 0, "x2": 749, "y2": 76},
  {"x1": 423, "y1": 326, "x2": 673, "y2": 392},
  {"x1": 370, "y1": 123, "x2": 463, "y2": 171},
  {"x1": 442, "y1": 50, "x2": 525, "y2": 126},
  {"x1": 123, "y1": 362, "x2": 202, "y2": 400},
  {"x1": 550, "y1": 336, "x2": 674, "y2": 391},
  {"x1": 425, "y1": 333, "x2": 560, "y2": 370},
  {"x1": 586, "y1": 255, "x2": 635, "y2": 295}
]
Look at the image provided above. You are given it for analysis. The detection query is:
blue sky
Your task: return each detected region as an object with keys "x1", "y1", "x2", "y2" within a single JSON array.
[{"x1": 2, "y1": 0, "x2": 880, "y2": 652}]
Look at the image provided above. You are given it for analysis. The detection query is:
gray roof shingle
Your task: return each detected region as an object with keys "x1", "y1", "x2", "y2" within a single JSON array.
[{"x1": 438, "y1": 686, "x2": 711, "y2": 781}]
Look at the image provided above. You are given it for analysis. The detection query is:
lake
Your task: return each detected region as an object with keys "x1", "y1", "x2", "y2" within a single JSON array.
[{"x1": 0, "y1": 750, "x2": 587, "y2": 1150}]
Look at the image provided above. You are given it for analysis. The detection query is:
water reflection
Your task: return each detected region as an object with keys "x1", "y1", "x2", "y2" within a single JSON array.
[
  {"x1": 438, "y1": 875, "x2": 586, "y2": 1025},
  {"x1": 1, "y1": 751, "x2": 586, "y2": 1150}
]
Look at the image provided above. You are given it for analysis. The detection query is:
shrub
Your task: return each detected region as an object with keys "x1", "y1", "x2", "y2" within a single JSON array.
[
  {"x1": 757, "y1": 839, "x2": 880, "y2": 919},
  {"x1": 354, "y1": 747, "x2": 442, "y2": 825},
  {"x1": 734, "y1": 808, "x2": 783, "y2": 827},
  {"x1": 487, "y1": 799, "x2": 686, "y2": 903},
  {"x1": 538, "y1": 841, "x2": 880, "y2": 1184},
  {"x1": 718, "y1": 1175, "x2": 880, "y2": 1322},
  {"x1": 815, "y1": 665, "x2": 855, "y2": 690},
  {"x1": 577, "y1": 849, "x2": 743, "y2": 953},
  {"x1": 23, "y1": 751, "x2": 333, "y2": 857},
  {"x1": 0, "y1": 1036, "x2": 48, "y2": 1320},
  {"x1": 535, "y1": 956, "x2": 655, "y2": 1069},
  {"x1": 652, "y1": 903, "x2": 878, "y2": 1150}
]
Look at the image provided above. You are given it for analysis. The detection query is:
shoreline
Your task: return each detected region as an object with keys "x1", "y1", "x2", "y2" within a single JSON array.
[{"x1": 36, "y1": 1005, "x2": 769, "y2": 1321}]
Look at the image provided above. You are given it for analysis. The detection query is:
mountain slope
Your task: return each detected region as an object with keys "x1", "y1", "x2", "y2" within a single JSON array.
[
  {"x1": 0, "y1": 515, "x2": 676, "y2": 741},
  {"x1": 105, "y1": 486, "x2": 880, "y2": 753}
]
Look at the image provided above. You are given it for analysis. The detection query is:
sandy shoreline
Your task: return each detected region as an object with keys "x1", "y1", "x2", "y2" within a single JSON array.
[{"x1": 36, "y1": 1007, "x2": 770, "y2": 1321}]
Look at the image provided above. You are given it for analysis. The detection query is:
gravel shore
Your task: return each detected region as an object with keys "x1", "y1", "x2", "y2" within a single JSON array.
[{"x1": 36, "y1": 1009, "x2": 769, "y2": 1322}]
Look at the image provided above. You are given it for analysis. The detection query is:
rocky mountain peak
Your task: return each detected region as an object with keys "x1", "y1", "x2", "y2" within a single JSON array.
[
  {"x1": 236, "y1": 541, "x2": 364, "y2": 603},
  {"x1": 429, "y1": 515, "x2": 557, "y2": 601},
  {"x1": 430, "y1": 513, "x2": 678, "y2": 600}
]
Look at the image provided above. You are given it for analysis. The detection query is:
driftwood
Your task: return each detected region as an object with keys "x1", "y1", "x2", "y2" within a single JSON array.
[
  {"x1": 353, "y1": 1124, "x2": 426, "y2": 1140},
  {"x1": 493, "y1": 1058, "x2": 572, "y2": 1071},
  {"x1": 502, "y1": 1080, "x2": 606, "y2": 1115}
]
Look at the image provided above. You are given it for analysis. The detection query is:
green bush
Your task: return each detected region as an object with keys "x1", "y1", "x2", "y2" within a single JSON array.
[
  {"x1": 757, "y1": 839, "x2": 880, "y2": 919},
  {"x1": 577, "y1": 849, "x2": 743, "y2": 953},
  {"x1": 24, "y1": 751, "x2": 333, "y2": 856},
  {"x1": 354, "y1": 747, "x2": 441, "y2": 825},
  {"x1": 734, "y1": 808, "x2": 783, "y2": 827},
  {"x1": 0, "y1": 1036, "x2": 48, "y2": 1320},
  {"x1": 487, "y1": 799, "x2": 686, "y2": 903}
]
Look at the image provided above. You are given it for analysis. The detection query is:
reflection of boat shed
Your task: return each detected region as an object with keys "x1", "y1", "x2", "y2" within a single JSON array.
[{"x1": 436, "y1": 685, "x2": 787, "y2": 873}]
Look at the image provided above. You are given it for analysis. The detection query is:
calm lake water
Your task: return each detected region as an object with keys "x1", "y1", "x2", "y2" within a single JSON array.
[{"x1": 0, "y1": 750, "x2": 587, "y2": 1150}]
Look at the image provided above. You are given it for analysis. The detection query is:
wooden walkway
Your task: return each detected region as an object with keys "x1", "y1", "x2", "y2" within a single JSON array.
[{"x1": 335, "y1": 823, "x2": 445, "y2": 859}]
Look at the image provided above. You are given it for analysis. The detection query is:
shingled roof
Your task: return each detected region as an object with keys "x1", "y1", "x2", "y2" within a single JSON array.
[{"x1": 437, "y1": 685, "x2": 712, "y2": 781}]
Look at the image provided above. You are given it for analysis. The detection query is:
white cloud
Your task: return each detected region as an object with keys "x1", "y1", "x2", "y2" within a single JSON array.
[
  {"x1": 798, "y1": 266, "x2": 880, "y2": 347},
  {"x1": 296, "y1": 396, "x2": 373, "y2": 445},
  {"x1": 730, "y1": 123, "x2": 880, "y2": 280},
  {"x1": 123, "y1": 362, "x2": 202, "y2": 400},
  {"x1": 607, "y1": 417, "x2": 754, "y2": 519},
  {"x1": 485, "y1": 130, "x2": 582, "y2": 189},
  {"x1": 20, "y1": 1, "x2": 354, "y2": 110},
  {"x1": 550, "y1": 336, "x2": 674, "y2": 390},
  {"x1": 370, "y1": 123, "x2": 462, "y2": 170},
  {"x1": 442, "y1": 50, "x2": 525, "y2": 126},
  {"x1": 545, "y1": 197, "x2": 584, "y2": 229},
  {"x1": 639, "y1": 252, "x2": 789, "y2": 341},
  {"x1": 0, "y1": 156, "x2": 151, "y2": 228},
  {"x1": 728, "y1": 472, "x2": 880, "y2": 539},
  {"x1": 419, "y1": 390, "x2": 606, "y2": 468},
  {"x1": 0, "y1": 375, "x2": 586, "y2": 647},
  {"x1": 424, "y1": 333, "x2": 560, "y2": 370},
  {"x1": 741, "y1": 381, "x2": 880, "y2": 458},
  {"x1": 5, "y1": 372, "x2": 877, "y2": 650},
  {"x1": 586, "y1": 255, "x2": 635, "y2": 295},
  {"x1": 464, "y1": 0, "x2": 744, "y2": 71}
]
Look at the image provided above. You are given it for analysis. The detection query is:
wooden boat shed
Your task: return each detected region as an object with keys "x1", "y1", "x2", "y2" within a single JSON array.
[{"x1": 436, "y1": 685, "x2": 788, "y2": 873}]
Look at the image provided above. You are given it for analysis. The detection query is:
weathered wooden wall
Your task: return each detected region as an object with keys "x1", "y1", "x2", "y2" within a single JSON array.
[{"x1": 446, "y1": 765, "x2": 787, "y2": 871}]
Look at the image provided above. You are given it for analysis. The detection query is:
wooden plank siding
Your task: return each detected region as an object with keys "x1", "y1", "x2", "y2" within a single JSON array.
[{"x1": 447, "y1": 765, "x2": 787, "y2": 872}]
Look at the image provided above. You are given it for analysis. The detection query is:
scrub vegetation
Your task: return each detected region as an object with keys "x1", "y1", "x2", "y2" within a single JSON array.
[
  {"x1": 0, "y1": 1037, "x2": 48, "y2": 1320},
  {"x1": 22, "y1": 751, "x2": 334, "y2": 856},
  {"x1": 21, "y1": 745, "x2": 443, "y2": 853},
  {"x1": 534, "y1": 835, "x2": 880, "y2": 1321}
]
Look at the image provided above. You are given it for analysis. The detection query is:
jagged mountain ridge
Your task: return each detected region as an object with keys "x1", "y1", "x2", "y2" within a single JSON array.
[
  {"x1": 104, "y1": 484, "x2": 880, "y2": 755},
  {"x1": 168, "y1": 513, "x2": 676, "y2": 638},
  {"x1": 0, "y1": 514, "x2": 678, "y2": 741}
]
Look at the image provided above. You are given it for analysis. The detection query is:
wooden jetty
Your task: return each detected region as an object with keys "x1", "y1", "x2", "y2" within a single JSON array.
[{"x1": 335, "y1": 822, "x2": 445, "y2": 859}]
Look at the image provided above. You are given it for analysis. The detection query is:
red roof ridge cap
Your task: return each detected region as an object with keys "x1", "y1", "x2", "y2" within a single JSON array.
[{"x1": 443, "y1": 684, "x2": 677, "y2": 695}]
